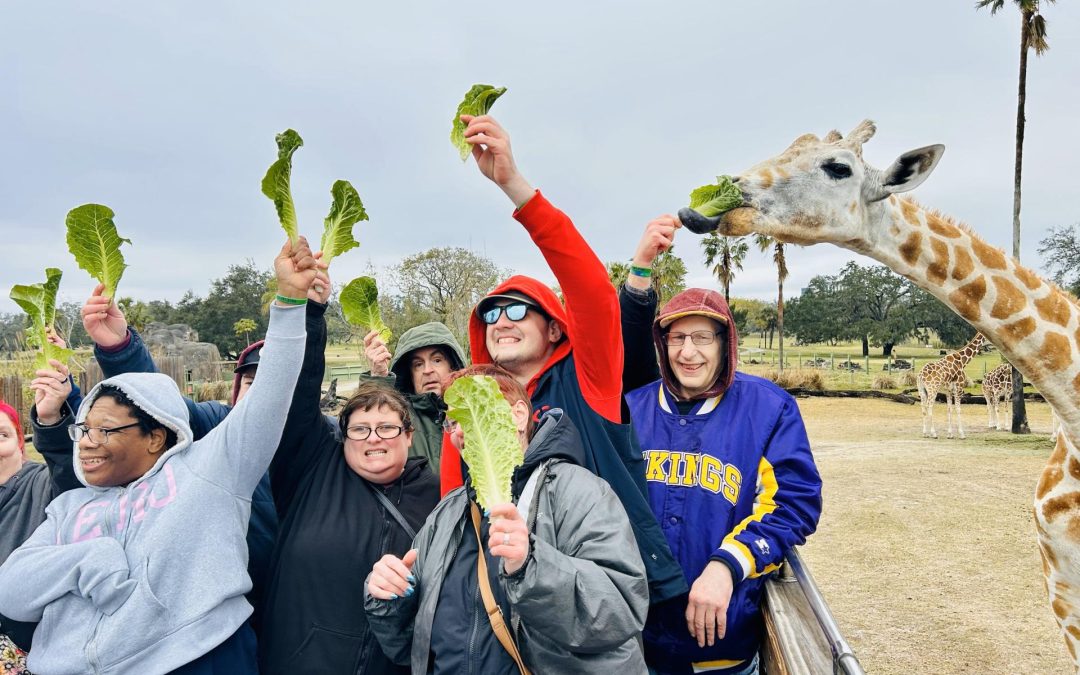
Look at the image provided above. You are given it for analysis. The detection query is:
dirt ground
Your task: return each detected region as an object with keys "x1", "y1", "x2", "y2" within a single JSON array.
[{"x1": 796, "y1": 397, "x2": 1070, "y2": 674}]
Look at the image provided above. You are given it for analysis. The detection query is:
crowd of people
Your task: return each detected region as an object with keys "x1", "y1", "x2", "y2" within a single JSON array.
[{"x1": 0, "y1": 114, "x2": 822, "y2": 675}]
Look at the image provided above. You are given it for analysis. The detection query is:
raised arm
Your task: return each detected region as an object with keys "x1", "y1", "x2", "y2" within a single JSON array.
[
  {"x1": 186, "y1": 238, "x2": 316, "y2": 497},
  {"x1": 462, "y1": 114, "x2": 622, "y2": 422},
  {"x1": 85, "y1": 285, "x2": 227, "y2": 440},
  {"x1": 28, "y1": 357, "x2": 82, "y2": 494}
]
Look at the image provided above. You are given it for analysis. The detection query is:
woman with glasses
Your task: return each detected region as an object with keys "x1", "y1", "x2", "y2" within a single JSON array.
[
  {"x1": 0, "y1": 237, "x2": 316, "y2": 675},
  {"x1": 256, "y1": 294, "x2": 439, "y2": 674},
  {"x1": 619, "y1": 217, "x2": 821, "y2": 675}
]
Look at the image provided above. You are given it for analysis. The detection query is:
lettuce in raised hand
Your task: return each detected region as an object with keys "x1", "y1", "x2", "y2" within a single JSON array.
[
  {"x1": 320, "y1": 180, "x2": 368, "y2": 266},
  {"x1": 443, "y1": 375, "x2": 524, "y2": 512},
  {"x1": 65, "y1": 204, "x2": 130, "y2": 301},
  {"x1": 340, "y1": 276, "x2": 391, "y2": 343},
  {"x1": 689, "y1": 176, "x2": 743, "y2": 218},
  {"x1": 10, "y1": 268, "x2": 74, "y2": 371},
  {"x1": 451, "y1": 84, "x2": 507, "y2": 161},
  {"x1": 262, "y1": 129, "x2": 304, "y2": 245}
]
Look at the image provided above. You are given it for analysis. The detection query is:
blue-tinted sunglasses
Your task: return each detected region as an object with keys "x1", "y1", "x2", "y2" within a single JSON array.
[{"x1": 480, "y1": 302, "x2": 532, "y2": 325}]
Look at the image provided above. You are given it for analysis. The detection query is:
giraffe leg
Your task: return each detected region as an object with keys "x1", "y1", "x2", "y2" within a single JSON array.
[
  {"x1": 918, "y1": 378, "x2": 931, "y2": 437},
  {"x1": 955, "y1": 387, "x2": 966, "y2": 440},
  {"x1": 925, "y1": 389, "x2": 938, "y2": 438},
  {"x1": 944, "y1": 389, "x2": 955, "y2": 439},
  {"x1": 985, "y1": 394, "x2": 995, "y2": 430}
]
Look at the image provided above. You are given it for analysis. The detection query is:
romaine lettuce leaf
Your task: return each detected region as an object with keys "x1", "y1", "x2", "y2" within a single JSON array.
[
  {"x1": 320, "y1": 180, "x2": 368, "y2": 266},
  {"x1": 451, "y1": 84, "x2": 507, "y2": 161},
  {"x1": 262, "y1": 129, "x2": 304, "y2": 244},
  {"x1": 340, "y1": 276, "x2": 392, "y2": 343},
  {"x1": 444, "y1": 375, "x2": 524, "y2": 511},
  {"x1": 689, "y1": 176, "x2": 743, "y2": 218},
  {"x1": 65, "y1": 204, "x2": 130, "y2": 301},
  {"x1": 10, "y1": 270, "x2": 74, "y2": 371}
]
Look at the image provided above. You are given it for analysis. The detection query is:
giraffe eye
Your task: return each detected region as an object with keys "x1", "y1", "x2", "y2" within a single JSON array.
[{"x1": 822, "y1": 162, "x2": 853, "y2": 180}]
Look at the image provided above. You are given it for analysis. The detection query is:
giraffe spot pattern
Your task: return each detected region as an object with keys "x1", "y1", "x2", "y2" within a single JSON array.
[
  {"x1": 1069, "y1": 626, "x2": 1080, "y2": 641},
  {"x1": 1042, "y1": 487, "x2": 1080, "y2": 523},
  {"x1": 1039, "y1": 333, "x2": 1072, "y2": 372},
  {"x1": 1041, "y1": 546, "x2": 1051, "y2": 577},
  {"x1": 775, "y1": 166, "x2": 790, "y2": 180},
  {"x1": 1074, "y1": 371, "x2": 1080, "y2": 398},
  {"x1": 758, "y1": 169, "x2": 773, "y2": 189},
  {"x1": 1016, "y1": 265, "x2": 1043, "y2": 291},
  {"x1": 1037, "y1": 467, "x2": 1065, "y2": 501},
  {"x1": 971, "y1": 238, "x2": 1007, "y2": 270},
  {"x1": 990, "y1": 277, "x2": 1026, "y2": 320},
  {"x1": 1068, "y1": 633, "x2": 1077, "y2": 659},
  {"x1": 927, "y1": 238, "x2": 949, "y2": 285},
  {"x1": 1054, "y1": 598, "x2": 1070, "y2": 620},
  {"x1": 899, "y1": 232, "x2": 922, "y2": 266},
  {"x1": 927, "y1": 213, "x2": 962, "y2": 239},
  {"x1": 951, "y1": 247, "x2": 974, "y2": 281},
  {"x1": 1070, "y1": 457, "x2": 1080, "y2": 482},
  {"x1": 1069, "y1": 517, "x2": 1080, "y2": 543},
  {"x1": 1000, "y1": 318, "x2": 1037, "y2": 347},
  {"x1": 948, "y1": 277, "x2": 986, "y2": 322},
  {"x1": 1035, "y1": 291, "x2": 1073, "y2": 328},
  {"x1": 900, "y1": 199, "x2": 921, "y2": 227}
]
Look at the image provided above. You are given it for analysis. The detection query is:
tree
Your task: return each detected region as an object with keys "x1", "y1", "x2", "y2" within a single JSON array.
[
  {"x1": 976, "y1": 0, "x2": 1054, "y2": 434},
  {"x1": 784, "y1": 276, "x2": 854, "y2": 346},
  {"x1": 1037, "y1": 223, "x2": 1080, "y2": 295},
  {"x1": 233, "y1": 318, "x2": 257, "y2": 346},
  {"x1": 838, "y1": 263, "x2": 917, "y2": 357},
  {"x1": 390, "y1": 247, "x2": 509, "y2": 355},
  {"x1": 179, "y1": 262, "x2": 273, "y2": 358},
  {"x1": 117, "y1": 297, "x2": 152, "y2": 333},
  {"x1": 754, "y1": 236, "x2": 789, "y2": 370},
  {"x1": 701, "y1": 233, "x2": 749, "y2": 304}
]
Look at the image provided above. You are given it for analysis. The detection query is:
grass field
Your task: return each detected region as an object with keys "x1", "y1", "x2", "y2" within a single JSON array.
[{"x1": 797, "y1": 397, "x2": 1068, "y2": 673}]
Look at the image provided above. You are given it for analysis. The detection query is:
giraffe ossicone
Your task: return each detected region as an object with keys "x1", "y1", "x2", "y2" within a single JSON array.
[{"x1": 680, "y1": 120, "x2": 1080, "y2": 667}]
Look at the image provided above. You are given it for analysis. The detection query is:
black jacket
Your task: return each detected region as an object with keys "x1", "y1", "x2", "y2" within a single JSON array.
[{"x1": 259, "y1": 301, "x2": 440, "y2": 674}]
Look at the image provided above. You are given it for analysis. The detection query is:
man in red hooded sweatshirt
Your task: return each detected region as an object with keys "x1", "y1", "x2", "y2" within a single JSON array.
[{"x1": 438, "y1": 113, "x2": 686, "y2": 605}]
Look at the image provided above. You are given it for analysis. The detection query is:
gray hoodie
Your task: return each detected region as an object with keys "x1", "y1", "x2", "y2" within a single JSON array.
[{"x1": 0, "y1": 304, "x2": 306, "y2": 675}]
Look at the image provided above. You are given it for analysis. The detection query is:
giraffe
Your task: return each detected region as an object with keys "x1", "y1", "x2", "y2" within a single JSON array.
[
  {"x1": 677, "y1": 120, "x2": 1080, "y2": 667},
  {"x1": 917, "y1": 332, "x2": 985, "y2": 439},
  {"x1": 982, "y1": 361, "x2": 1015, "y2": 431}
]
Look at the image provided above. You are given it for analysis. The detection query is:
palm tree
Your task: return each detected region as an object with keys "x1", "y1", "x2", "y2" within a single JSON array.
[
  {"x1": 754, "y1": 235, "x2": 789, "y2": 372},
  {"x1": 976, "y1": 0, "x2": 1054, "y2": 434},
  {"x1": 701, "y1": 232, "x2": 750, "y2": 304}
]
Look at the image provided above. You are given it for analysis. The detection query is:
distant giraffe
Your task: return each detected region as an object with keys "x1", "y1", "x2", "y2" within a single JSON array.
[
  {"x1": 982, "y1": 361, "x2": 1014, "y2": 431},
  {"x1": 916, "y1": 333, "x2": 985, "y2": 439},
  {"x1": 678, "y1": 120, "x2": 1080, "y2": 665}
]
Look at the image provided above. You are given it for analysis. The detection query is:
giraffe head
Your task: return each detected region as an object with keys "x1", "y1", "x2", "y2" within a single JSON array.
[{"x1": 679, "y1": 121, "x2": 945, "y2": 250}]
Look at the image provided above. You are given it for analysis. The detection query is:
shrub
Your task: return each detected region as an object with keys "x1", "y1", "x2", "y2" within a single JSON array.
[
  {"x1": 901, "y1": 371, "x2": 918, "y2": 387},
  {"x1": 872, "y1": 375, "x2": 897, "y2": 390},
  {"x1": 764, "y1": 369, "x2": 825, "y2": 391}
]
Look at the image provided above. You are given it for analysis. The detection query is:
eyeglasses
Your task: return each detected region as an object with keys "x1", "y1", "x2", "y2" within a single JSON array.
[
  {"x1": 68, "y1": 422, "x2": 141, "y2": 445},
  {"x1": 663, "y1": 330, "x2": 723, "y2": 347},
  {"x1": 480, "y1": 302, "x2": 532, "y2": 325},
  {"x1": 345, "y1": 424, "x2": 406, "y2": 441}
]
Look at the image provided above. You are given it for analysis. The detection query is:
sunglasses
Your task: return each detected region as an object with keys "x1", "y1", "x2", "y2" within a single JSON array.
[{"x1": 480, "y1": 302, "x2": 534, "y2": 325}]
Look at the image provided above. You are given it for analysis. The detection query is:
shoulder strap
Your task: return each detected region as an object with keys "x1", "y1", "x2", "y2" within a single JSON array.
[
  {"x1": 367, "y1": 482, "x2": 417, "y2": 540},
  {"x1": 470, "y1": 501, "x2": 532, "y2": 675}
]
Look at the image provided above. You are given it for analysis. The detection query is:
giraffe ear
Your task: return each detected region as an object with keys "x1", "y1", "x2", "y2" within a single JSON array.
[{"x1": 868, "y1": 145, "x2": 945, "y2": 201}]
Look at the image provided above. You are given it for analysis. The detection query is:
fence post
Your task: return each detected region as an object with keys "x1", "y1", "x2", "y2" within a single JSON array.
[{"x1": 830, "y1": 353, "x2": 834, "y2": 370}]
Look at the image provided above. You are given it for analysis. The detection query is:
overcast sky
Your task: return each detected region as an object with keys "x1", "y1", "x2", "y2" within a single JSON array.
[{"x1": 2, "y1": 1, "x2": 1077, "y2": 315}]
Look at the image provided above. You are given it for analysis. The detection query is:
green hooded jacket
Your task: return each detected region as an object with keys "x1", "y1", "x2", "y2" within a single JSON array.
[{"x1": 361, "y1": 322, "x2": 467, "y2": 472}]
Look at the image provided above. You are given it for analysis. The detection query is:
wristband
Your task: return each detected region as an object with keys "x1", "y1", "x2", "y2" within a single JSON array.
[
  {"x1": 629, "y1": 265, "x2": 653, "y2": 278},
  {"x1": 274, "y1": 294, "x2": 308, "y2": 306}
]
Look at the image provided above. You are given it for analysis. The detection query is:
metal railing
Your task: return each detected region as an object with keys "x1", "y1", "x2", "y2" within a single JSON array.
[{"x1": 779, "y1": 548, "x2": 866, "y2": 675}]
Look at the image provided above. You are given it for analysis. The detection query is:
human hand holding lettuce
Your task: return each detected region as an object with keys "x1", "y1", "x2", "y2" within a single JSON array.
[{"x1": 454, "y1": 86, "x2": 534, "y2": 208}]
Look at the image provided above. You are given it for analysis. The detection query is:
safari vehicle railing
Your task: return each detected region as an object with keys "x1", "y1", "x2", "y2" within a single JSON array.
[{"x1": 762, "y1": 547, "x2": 865, "y2": 675}]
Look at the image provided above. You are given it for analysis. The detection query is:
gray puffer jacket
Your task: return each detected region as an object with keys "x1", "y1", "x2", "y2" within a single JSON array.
[{"x1": 364, "y1": 410, "x2": 649, "y2": 673}]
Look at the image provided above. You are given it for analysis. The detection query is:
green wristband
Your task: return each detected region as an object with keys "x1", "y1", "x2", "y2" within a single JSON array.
[
  {"x1": 629, "y1": 265, "x2": 653, "y2": 278},
  {"x1": 275, "y1": 294, "x2": 308, "y2": 306}
]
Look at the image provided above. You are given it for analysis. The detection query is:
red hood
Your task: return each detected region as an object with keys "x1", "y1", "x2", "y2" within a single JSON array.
[
  {"x1": 468, "y1": 275, "x2": 571, "y2": 391},
  {"x1": 653, "y1": 288, "x2": 740, "y2": 400},
  {"x1": 231, "y1": 340, "x2": 265, "y2": 406}
]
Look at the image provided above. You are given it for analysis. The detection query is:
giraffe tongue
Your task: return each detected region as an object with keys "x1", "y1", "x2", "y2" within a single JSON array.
[{"x1": 678, "y1": 207, "x2": 724, "y2": 234}]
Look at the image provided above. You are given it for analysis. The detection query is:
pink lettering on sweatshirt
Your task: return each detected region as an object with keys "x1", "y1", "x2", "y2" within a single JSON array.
[{"x1": 71, "y1": 464, "x2": 179, "y2": 540}]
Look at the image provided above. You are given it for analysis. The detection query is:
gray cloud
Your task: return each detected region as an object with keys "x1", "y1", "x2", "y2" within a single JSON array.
[{"x1": 2, "y1": 0, "x2": 1077, "y2": 313}]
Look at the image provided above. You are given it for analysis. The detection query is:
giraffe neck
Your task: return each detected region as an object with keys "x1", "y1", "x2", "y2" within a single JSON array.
[{"x1": 855, "y1": 196, "x2": 1080, "y2": 438}]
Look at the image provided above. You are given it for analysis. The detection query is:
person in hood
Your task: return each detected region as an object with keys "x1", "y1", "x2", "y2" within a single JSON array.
[
  {"x1": 257, "y1": 281, "x2": 440, "y2": 674},
  {"x1": 365, "y1": 364, "x2": 649, "y2": 673},
  {"x1": 78, "y1": 271, "x2": 332, "y2": 636},
  {"x1": 621, "y1": 216, "x2": 823, "y2": 675},
  {"x1": 0, "y1": 339, "x2": 83, "y2": 658},
  {"x1": 437, "y1": 113, "x2": 686, "y2": 606},
  {"x1": 361, "y1": 321, "x2": 467, "y2": 471},
  {"x1": 0, "y1": 237, "x2": 316, "y2": 674}
]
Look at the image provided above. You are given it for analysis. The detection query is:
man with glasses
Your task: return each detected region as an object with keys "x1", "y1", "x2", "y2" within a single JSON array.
[
  {"x1": 620, "y1": 216, "x2": 822, "y2": 675},
  {"x1": 438, "y1": 113, "x2": 686, "y2": 608}
]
